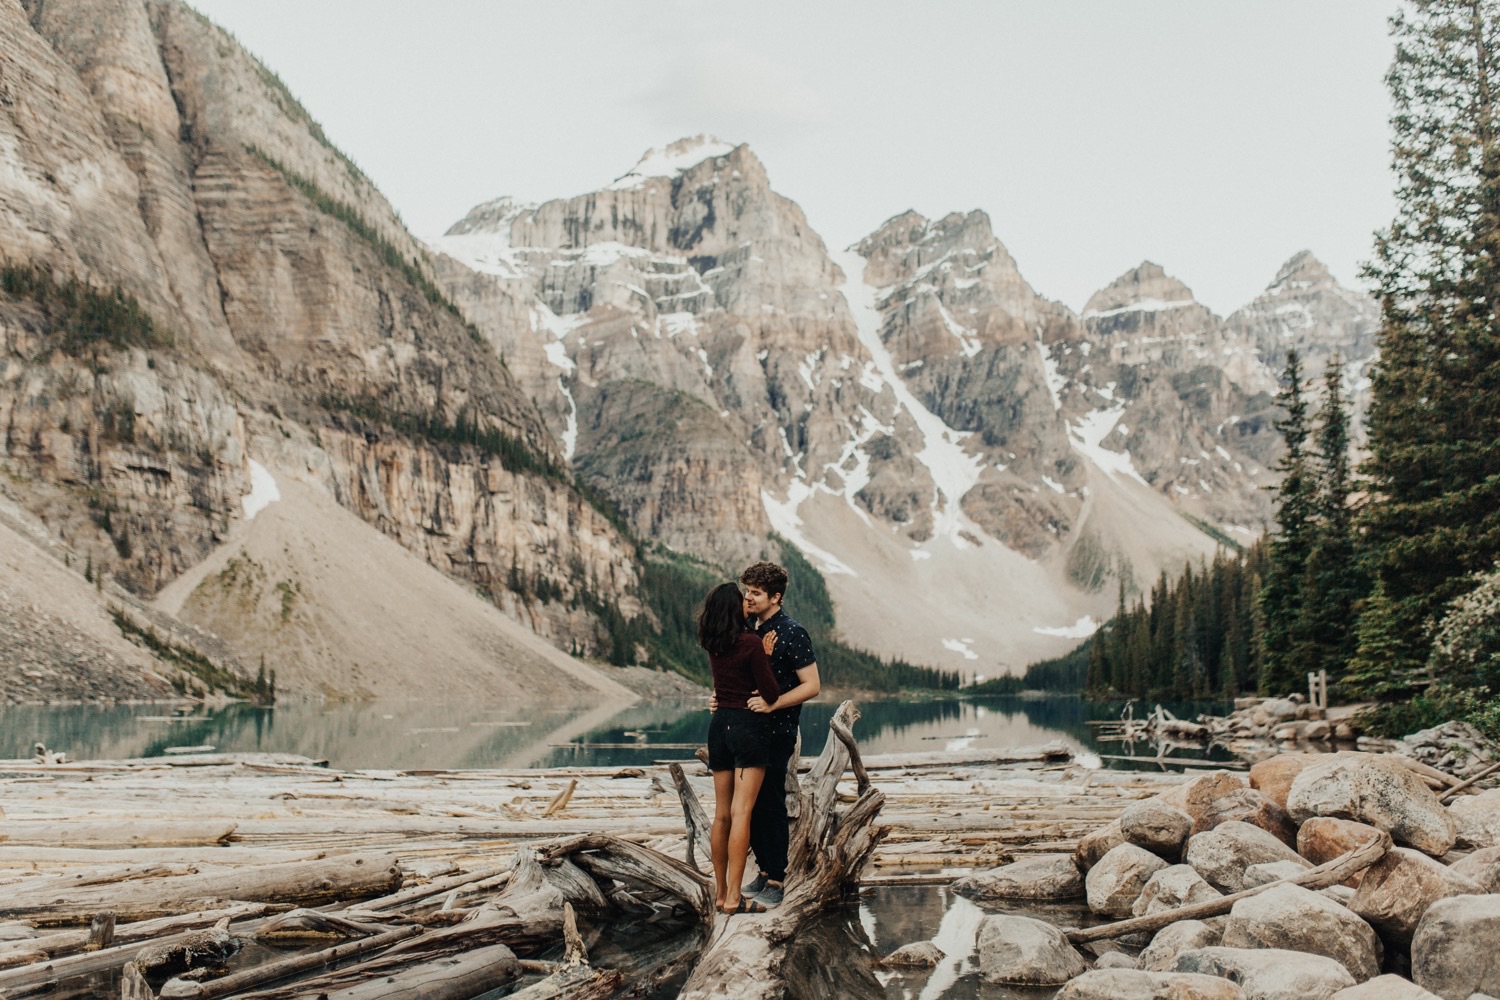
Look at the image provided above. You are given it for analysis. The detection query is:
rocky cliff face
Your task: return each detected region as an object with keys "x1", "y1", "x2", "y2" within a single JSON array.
[
  {"x1": 0, "y1": 0, "x2": 642, "y2": 697},
  {"x1": 435, "y1": 148, "x2": 1378, "y2": 670}
]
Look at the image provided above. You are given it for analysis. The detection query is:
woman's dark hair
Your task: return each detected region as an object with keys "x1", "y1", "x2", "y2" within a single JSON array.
[{"x1": 696, "y1": 582, "x2": 747, "y2": 657}]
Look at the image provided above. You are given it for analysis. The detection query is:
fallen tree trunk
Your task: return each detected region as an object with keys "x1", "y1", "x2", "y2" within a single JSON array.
[
  {"x1": 0, "y1": 820, "x2": 238, "y2": 848},
  {"x1": 676, "y1": 700, "x2": 886, "y2": 1000},
  {"x1": 0, "y1": 853, "x2": 402, "y2": 924},
  {"x1": 1065, "y1": 832, "x2": 1392, "y2": 944}
]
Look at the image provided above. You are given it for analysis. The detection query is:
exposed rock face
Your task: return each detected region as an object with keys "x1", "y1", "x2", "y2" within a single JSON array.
[{"x1": 0, "y1": 0, "x2": 643, "y2": 697}]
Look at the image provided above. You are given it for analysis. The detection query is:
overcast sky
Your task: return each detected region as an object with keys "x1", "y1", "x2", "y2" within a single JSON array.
[{"x1": 187, "y1": 1, "x2": 1397, "y2": 316}]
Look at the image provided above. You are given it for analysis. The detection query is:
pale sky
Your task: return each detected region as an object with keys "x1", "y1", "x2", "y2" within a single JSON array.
[{"x1": 187, "y1": 1, "x2": 1397, "y2": 316}]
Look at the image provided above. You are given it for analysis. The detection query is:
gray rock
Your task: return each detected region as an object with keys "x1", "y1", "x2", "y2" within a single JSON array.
[
  {"x1": 1087, "y1": 843, "x2": 1170, "y2": 918},
  {"x1": 1412, "y1": 894, "x2": 1500, "y2": 999},
  {"x1": 1095, "y1": 951, "x2": 1140, "y2": 970},
  {"x1": 1185, "y1": 821, "x2": 1308, "y2": 893},
  {"x1": 952, "y1": 853, "x2": 1084, "y2": 900},
  {"x1": 1350, "y1": 846, "x2": 1483, "y2": 945},
  {"x1": 881, "y1": 940, "x2": 945, "y2": 968},
  {"x1": 1055, "y1": 968, "x2": 1247, "y2": 999},
  {"x1": 1176, "y1": 946, "x2": 1357, "y2": 1000},
  {"x1": 1451, "y1": 846, "x2": 1500, "y2": 892},
  {"x1": 1138, "y1": 919, "x2": 1222, "y2": 973},
  {"x1": 1245, "y1": 860, "x2": 1312, "y2": 887},
  {"x1": 1222, "y1": 882, "x2": 1383, "y2": 982},
  {"x1": 1121, "y1": 799, "x2": 1194, "y2": 860},
  {"x1": 1451, "y1": 790, "x2": 1500, "y2": 850},
  {"x1": 1077, "y1": 819, "x2": 1127, "y2": 872},
  {"x1": 1331, "y1": 974, "x2": 1443, "y2": 999},
  {"x1": 1287, "y1": 752, "x2": 1457, "y2": 856},
  {"x1": 975, "y1": 914, "x2": 1088, "y2": 985},
  {"x1": 1133, "y1": 864, "x2": 1222, "y2": 917},
  {"x1": 1191, "y1": 787, "x2": 1299, "y2": 847}
]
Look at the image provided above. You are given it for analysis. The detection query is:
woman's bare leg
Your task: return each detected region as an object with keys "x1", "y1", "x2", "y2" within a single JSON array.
[
  {"x1": 710, "y1": 769, "x2": 735, "y2": 910},
  {"x1": 721, "y1": 765, "x2": 766, "y2": 912}
]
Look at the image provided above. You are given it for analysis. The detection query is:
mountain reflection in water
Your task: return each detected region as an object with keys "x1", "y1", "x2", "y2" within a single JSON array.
[{"x1": 0, "y1": 695, "x2": 1233, "y2": 770}]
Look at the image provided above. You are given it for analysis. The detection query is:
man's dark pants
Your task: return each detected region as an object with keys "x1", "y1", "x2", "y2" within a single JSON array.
[{"x1": 749, "y1": 726, "x2": 796, "y2": 882}]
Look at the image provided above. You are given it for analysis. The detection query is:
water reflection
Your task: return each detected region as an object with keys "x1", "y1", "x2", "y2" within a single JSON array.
[{"x1": 0, "y1": 696, "x2": 1235, "y2": 771}]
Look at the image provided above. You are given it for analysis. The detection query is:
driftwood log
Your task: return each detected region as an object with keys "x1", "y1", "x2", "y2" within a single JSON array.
[
  {"x1": 676, "y1": 700, "x2": 886, "y2": 1000},
  {"x1": 0, "y1": 854, "x2": 402, "y2": 924}
]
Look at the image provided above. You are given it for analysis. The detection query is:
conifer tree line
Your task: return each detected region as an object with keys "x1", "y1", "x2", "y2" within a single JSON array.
[{"x1": 1073, "y1": 1, "x2": 1500, "y2": 720}]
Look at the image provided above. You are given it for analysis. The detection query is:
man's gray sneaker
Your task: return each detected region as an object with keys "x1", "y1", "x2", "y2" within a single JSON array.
[
  {"x1": 754, "y1": 881, "x2": 784, "y2": 908},
  {"x1": 743, "y1": 872, "x2": 769, "y2": 896}
]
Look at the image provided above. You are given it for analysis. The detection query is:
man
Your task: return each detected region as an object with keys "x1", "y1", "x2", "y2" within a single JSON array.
[{"x1": 738, "y1": 560, "x2": 820, "y2": 908}]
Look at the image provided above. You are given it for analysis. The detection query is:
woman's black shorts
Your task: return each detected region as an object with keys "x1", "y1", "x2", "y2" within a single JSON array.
[{"x1": 707, "y1": 708, "x2": 771, "y2": 771}]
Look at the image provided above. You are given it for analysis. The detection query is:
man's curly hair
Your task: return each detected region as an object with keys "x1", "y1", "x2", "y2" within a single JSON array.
[{"x1": 740, "y1": 561, "x2": 788, "y2": 600}]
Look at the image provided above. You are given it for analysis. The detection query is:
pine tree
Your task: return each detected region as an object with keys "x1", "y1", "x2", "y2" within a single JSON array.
[
  {"x1": 1260, "y1": 349, "x2": 1316, "y2": 695},
  {"x1": 1357, "y1": 0, "x2": 1500, "y2": 691},
  {"x1": 1298, "y1": 356, "x2": 1367, "y2": 684}
]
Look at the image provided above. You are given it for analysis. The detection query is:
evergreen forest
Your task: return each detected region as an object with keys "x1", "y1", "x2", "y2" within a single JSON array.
[{"x1": 1044, "y1": 1, "x2": 1500, "y2": 739}]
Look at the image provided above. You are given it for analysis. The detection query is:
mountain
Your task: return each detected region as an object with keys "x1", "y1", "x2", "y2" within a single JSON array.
[
  {"x1": 0, "y1": 1, "x2": 1378, "y2": 698},
  {"x1": 432, "y1": 141, "x2": 1378, "y2": 673},
  {"x1": 0, "y1": 0, "x2": 658, "y2": 702}
]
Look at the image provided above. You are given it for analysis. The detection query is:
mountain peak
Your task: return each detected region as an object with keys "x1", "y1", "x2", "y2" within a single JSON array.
[
  {"x1": 607, "y1": 135, "x2": 742, "y2": 190},
  {"x1": 1083, "y1": 261, "x2": 1197, "y2": 317},
  {"x1": 1267, "y1": 250, "x2": 1333, "y2": 293}
]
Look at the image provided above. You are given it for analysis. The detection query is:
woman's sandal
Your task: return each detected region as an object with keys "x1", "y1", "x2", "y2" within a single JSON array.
[{"x1": 721, "y1": 896, "x2": 768, "y2": 914}]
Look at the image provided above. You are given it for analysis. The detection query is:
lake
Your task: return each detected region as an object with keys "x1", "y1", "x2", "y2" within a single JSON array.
[
  {"x1": 3, "y1": 694, "x2": 1233, "y2": 999},
  {"x1": 0, "y1": 694, "x2": 1235, "y2": 771}
]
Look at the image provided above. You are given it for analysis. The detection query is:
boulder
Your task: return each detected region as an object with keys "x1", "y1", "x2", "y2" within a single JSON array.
[
  {"x1": 1138, "y1": 919, "x2": 1222, "y2": 973},
  {"x1": 1261, "y1": 698, "x2": 1301, "y2": 721},
  {"x1": 1450, "y1": 846, "x2": 1500, "y2": 892},
  {"x1": 1175, "y1": 947, "x2": 1356, "y2": 1000},
  {"x1": 1275, "y1": 722, "x2": 1308, "y2": 742},
  {"x1": 975, "y1": 914, "x2": 1087, "y2": 985},
  {"x1": 1450, "y1": 789, "x2": 1500, "y2": 850},
  {"x1": 1331, "y1": 975, "x2": 1443, "y2": 999},
  {"x1": 951, "y1": 854, "x2": 1084, "y2": 900},
  {"x1": 1411, "y1": 894, "x2": 1500, "y2": 999},
  {"x1": 1191, "y1": 787, "x2": 1299, "y2": 847},
  {"x1": 1077, "y1": 819, "x2": 1127, "y2": 872},
  {"x1": 1222, "y1": 882, "x2": 1383, "y2": 982},
  {"x1": 1251, "y1": 753, "x2": 1320, "y2": 810},
  {"x1": 1087, "y1": 843, "x2": 1170, "y2": 918},
  {"x1": 1121, "y1": 799, "x2": 1194, "y2": 860},
  {"x1": 881, "y1": 941, "x2": 945, "y2": 968},
  {"x1": 1287, "y1": 752, "x2": 1457, "y2": 856},
  {"x1": 1132, "y1": 864, "x2": 1222, "y2": 917},
  {"x1": 1158, "y1": 772, "x2": 1248, "y2": 822},
  {"x1": 1185, "y1": 821, "x2": 1309, "y2": 893},
  {"x1": 1055, "y1": 969, "x2": 1246, "y2": 1000},
  {"x1": 1304, "y1": 720, "x2": 1333, "y2": 741},
  {"x1": 1095, "y1": 951, "x2": 1140, "y2": 970},
  {"x1": 1349, "y1": 846, "x2": 1483, "y2": 945},
  {"x1": 1245, "y1": 859, "x2": 1316, "y2": 887},
  {"x1": 1298, "y1": 817, "x2": 1387, "y2": 885}
]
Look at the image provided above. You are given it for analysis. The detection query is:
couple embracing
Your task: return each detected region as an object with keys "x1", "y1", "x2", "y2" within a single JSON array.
[{"x1": 696, "y1": 561, "x2": 820, "y2": 915}]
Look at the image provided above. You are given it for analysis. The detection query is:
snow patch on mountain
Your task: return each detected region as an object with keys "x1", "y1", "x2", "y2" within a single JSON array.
[
  {"x1": 833, "y1": 249, "x2": 985, "y2": 547},
  {"x1": 609, "y1": 135, "x2": 738, "y2": 190},
  {"x1": 1033, "y1": 615, "x2": 1099, "y2": 639},
  {"x1": 762, "y1": 484, "x2": 855, "y2": 576},
  {"x1": 242, "y1": 460, "x2": 280, "y2": 521}
]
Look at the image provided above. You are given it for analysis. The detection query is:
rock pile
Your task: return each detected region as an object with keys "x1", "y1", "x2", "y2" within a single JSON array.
[
  {"x1": 1403, "y1": 722, "x2": 1500, "y2": 782},
  {"x1": 949, "y1": 752, "x2": 1500, "y2": 999}
]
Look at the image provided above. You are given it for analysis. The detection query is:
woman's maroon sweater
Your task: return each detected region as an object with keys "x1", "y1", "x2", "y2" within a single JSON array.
[{"x1": 710, "y1": 632, "x2": 781, "y2": 709}]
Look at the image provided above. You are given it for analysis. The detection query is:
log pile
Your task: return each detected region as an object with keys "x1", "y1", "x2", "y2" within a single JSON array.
[{"x1": 0, "y1": 716, "x2": 1189, "y2": 997}]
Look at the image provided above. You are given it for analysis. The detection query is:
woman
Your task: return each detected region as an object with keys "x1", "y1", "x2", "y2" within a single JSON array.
[{"x1": 698, "y1": 582, "x2": 780, "y2": 914}]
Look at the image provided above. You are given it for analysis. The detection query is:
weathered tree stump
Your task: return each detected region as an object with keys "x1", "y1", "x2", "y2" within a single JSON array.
[{"x1": 676, "y1": 700, "x2": 886, "y2": 1000}]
